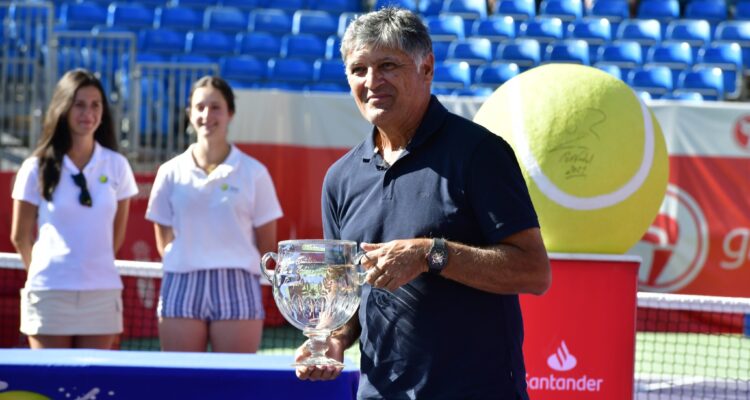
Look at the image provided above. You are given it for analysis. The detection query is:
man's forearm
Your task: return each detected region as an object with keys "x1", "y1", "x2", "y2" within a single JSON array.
[{"x1": 331, "y1": 312, "x2": 361, "y2": 349}]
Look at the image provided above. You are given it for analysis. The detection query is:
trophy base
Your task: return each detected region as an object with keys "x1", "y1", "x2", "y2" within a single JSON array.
[{"x1": 293, "y1": 356, "x2": 344, "y2": 368}]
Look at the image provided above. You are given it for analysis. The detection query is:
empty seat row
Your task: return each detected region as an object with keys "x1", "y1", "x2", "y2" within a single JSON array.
[
  {"x1": 137, "y1": 30, "x2": 342, "y2": 61},
  {"x1": 57, "y1": 3, "x2": 357, "y2": 36}
]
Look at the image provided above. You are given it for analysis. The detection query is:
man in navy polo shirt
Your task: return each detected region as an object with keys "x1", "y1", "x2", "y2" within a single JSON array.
[{"x1": 295, "y1": 7, "x2": 551, "y2": 399}]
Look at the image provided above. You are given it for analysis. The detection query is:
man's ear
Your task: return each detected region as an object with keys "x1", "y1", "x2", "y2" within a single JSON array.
[{"x1": 422, "y1": 53, "x2": 435, "y2": 82}]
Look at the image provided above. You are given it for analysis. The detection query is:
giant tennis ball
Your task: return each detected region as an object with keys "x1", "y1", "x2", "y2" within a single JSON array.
[{"x1": 473, "y1": 64, "x2": 668, "y2": 254}]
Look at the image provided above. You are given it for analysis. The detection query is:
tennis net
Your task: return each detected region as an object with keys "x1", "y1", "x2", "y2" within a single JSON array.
[
  {"x1": 635, "y1": 292, "x2": 750, "y2": 399},
  {"x1": 0, "y1": 252, "x2": 304, "y2": 353},
  {"x1": 3, "y1": 251, "x2": 750, "y2": 399}
]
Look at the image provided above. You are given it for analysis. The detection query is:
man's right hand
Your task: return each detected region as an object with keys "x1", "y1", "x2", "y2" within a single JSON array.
[{"x1": 294, "y1": 337, "x2": 346, "y2": 381}]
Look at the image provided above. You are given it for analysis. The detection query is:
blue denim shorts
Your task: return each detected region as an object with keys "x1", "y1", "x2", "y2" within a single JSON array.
[{"x1": 157, "y1": 268, "x2": 265, "y2": 321}]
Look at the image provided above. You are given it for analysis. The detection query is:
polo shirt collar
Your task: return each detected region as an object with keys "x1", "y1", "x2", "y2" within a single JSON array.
[
  {"x1": 361, "y1": 95, "x2": 448, "y2": 163},
  {"x1": 62, "y1": 141, "x2": 103, "y2": 174},
  {"x1": 405, "y1": 95, "x2": 449, "y2": 151},
  {"x1": 183, "y1": 143, "x2": 241, "y2": 176}
]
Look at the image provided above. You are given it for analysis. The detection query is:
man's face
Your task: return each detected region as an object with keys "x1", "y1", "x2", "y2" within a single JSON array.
[{"x1": 345, "y1": 45, "x2": 434, "y2": 130}]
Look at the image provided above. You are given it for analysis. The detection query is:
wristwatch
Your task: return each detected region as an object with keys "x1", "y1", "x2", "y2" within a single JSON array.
[{"x1": 426, "y1": 238, "x2": 448, "y2": 275}]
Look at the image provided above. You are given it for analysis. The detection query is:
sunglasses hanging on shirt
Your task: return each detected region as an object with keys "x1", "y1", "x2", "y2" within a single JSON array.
[{"x1": 71, "y1": 172, "x2": 92, "y2": 207}]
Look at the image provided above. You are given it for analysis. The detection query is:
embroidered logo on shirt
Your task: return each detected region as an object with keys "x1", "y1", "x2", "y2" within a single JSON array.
[{"x1": 220, "y1": 183, "x2": 239, "y2": 192}]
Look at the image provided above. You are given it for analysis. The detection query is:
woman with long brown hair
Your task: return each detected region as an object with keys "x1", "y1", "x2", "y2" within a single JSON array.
[{"x1": 10, "y1": 69, "x2": 138, "y2": 349}]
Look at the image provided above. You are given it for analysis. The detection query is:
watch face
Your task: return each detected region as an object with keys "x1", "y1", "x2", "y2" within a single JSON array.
[
  {"x1": 428, "y1": 239, "x2": 448, "y2": 272},
  {"x1": 430, "y1": 250, "x2": 446, "y2": 267}
]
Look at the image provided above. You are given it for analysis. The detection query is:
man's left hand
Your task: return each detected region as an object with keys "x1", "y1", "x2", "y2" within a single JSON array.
[{"x1": 360, "y1": 239, "x2": 429, "y2": 291}]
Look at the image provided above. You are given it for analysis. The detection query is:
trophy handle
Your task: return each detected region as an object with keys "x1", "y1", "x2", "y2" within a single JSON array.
[
  {"x1": 260, "y1": 252, "x2": 278, "y2": 282},
  {"x1": 354, "y1": 251, "x2": 368, "y2": 285}
]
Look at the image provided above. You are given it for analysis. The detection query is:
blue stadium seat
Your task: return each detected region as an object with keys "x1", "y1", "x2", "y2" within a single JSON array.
[
  {"x1": 472, "y1": 15, "x2": 516, "y2": 42},
  {"x1": 425, "y1": 14, "x2": 466, "y2": 41},
  {"x1": 627, "y1": 65, "x2": 673, "y2": 98},
  {"x1": 736, "y1": 2, "x2": 750, "y2": 21},
  {"x1": 155, "y1": 6, "x2": 203, "y2": 32},
  {"x1": 495, "y1": 0, "x2": 536, "y2": 27},
  {"x1": 520, "y1": 16, "x2": 564, "y2": 47},
  {"x1": 473, "y1": 62, "x2": 519, "y2": 88},
  {"x1": 433, "y1": 61, "x2": 472, "y2": 89},
  {"x1": 597, "y1": 40, "x2": 643, "y2": 76},
  {"x1": 714, "y1": 20, "x2": 750, "y2": 70},
  {"x1": 204, "y1": 7, "x2": 248, "y2": 32},
  {"x1": 171, "y1": 53, "x2": 216, "y2": 64},
  {"x1": 249, "y1": 9, "x2": 293, "y2": 34},
  {"x1": 544, "y1": 39, "x2": 589, "y2": 64},
  {"x1": 696, "y1": 42, "x2": 743, "y2": 99},
  {"x1": 589, "y1": 0, "x2": 629, "y2": 34},
  {"x1": 419, "y1": 0, "x2": 446, "y2": 16},
  {"x1": 271, "y1": 0, "x2": 309, "y2": 12},
  {"x1": 374, "y1": 0, "x2": 417, "y2": 12},
  {"x1": 646, "y1": 41, "x2": 693, "y2": 88},
  {"x1": 676, "y1": 66, "x2": 724, "y2": 100},
  {"x1": 567, "y1": 17, "x2": 612, "y2": 63},
  {"x1": 237, "y1": 32, "x2": 282, "y2": 59},
  {"x1": 540, "y1": 0, "x2": 583, "y2": 31},
  {"x1": 495, "y1": 38, "x2": 541, "y2": 71},
  {"x1": 616, "y1": 19, "x2": 661, "y2": 57},
  {"x1": 172, "y1": 0, "x2": 217, "y2": 10},
  {"x1": 433, "y1": 39, "x2": 452, "y2": 62},
  {"x1": 185, "y1": 30, "x2": 234, "y2": 56},
  {"x1": 665, "y1": 19, "x2": 711, "y2": 61},
  {"x1": 266, "y1": 57, "x2": 315, "y2": 89},
  {"x1": 441, "y1": 0, "x2": 487, "y2": 32},
  {"x1": 443, "y1": 0, "x2": 488, "y2": 19},
  {"x1": 637, "y1": 0, "x2": 679, "y2": 37},
  {"x1": 595, "y1": 63, "x2": 623, "y2": 80},
  {"x1": 325, "y1": 35, "x2": 342, "y2": 59},
  {"x1": 107, "y1": 3, "x2": 155, "y2": 30},
  {"x1": 280, "y1": 33, "x2": 327, "y2": 60},
  {"x1": 292, "y1": 10, "x2": 338, "y2": 37},
  {"x1": 220, "y1": 55, "x2": 266, "y2": 87},
  {"x1": 684, "y1": 0, "x2": 727, "y2": 35},
  {"x1": 338, "y1": 12, "x2": 357, "y2": 36},
  {"x1": 447, "y1": 38, "x2": 493, "y2": 65},
  {"x1": 59, "y1": 2, "x2": 107, "y2": 31},
  {"x1": 662, "y1": 91, "x2": 704, "y2": 101},
  {"x1": 221, "y1": 0, "x2": 269, "y2": 11},
  {"x1": 139, "y1": 29, "x2": 186, "y2": 55},
  {"x1": 472, "y1": 15, "x2": 514, "y2": 55},
  {"x1": 313, "y1": 58, "x2": 347, "y2": 86},
  {"x1": 309, "y1": 0, "x2": 362, "y2": 13}
]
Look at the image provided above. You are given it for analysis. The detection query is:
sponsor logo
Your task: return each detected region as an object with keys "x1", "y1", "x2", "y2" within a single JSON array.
[
  {"x1": 527, "y1": 340, "x2": 604, "y2": 392},
  {"x1": 631, "y1": 184, "x2": 709, "y2": 292},
  {"x1": 547, "y1": 340, "x2": 577, "y2": 371},
  {"x1": 733, "y1": 115, "x2": 750, "y2": 152}
]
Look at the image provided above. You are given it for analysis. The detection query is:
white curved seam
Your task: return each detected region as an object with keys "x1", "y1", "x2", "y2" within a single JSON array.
[{"x1": 509, "y1": 82, "x2": 655, "y2": 210}]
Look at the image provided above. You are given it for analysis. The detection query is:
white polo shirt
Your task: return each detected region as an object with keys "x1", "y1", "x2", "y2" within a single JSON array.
[
  {"x1": 12, "y1": 143, "x2": 138, "y2": 291},
  {"x1": 146, "y1": 144, "x2": 283, "y2": 275}
]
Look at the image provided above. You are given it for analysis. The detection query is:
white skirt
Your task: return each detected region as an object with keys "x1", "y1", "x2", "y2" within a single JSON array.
[{"x1": 20, "y1": 289, "x2": 123, "y2": 335}]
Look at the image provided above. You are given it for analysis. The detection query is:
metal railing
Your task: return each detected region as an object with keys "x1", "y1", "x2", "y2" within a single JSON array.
[{"x1": 1, "y1": 2, "x2": 219, "y2": 171}]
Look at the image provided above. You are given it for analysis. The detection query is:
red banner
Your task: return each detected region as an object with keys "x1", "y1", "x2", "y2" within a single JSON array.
[{"x1": 521, "y1": 254, "x2": 639, "y2": 400}]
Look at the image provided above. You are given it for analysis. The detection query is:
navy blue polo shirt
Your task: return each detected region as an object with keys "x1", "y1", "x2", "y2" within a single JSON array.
[{"x1": 322, "y1": 96, "x2": 539, "y2": 399}]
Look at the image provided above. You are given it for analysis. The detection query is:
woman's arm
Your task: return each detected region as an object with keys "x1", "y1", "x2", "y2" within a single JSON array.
[
  {"x1": 10, "y1": 200, "x2": 38, "y2": 270},
  {"x1": 153, "y1": 223, "x2": 175, "y2": 258},
  {"x1": 113, "y1": 198, "x2": 131, "y2": 253},
  {"x1": 254, "y1": 220, "x2": 278, "y2": 256}
]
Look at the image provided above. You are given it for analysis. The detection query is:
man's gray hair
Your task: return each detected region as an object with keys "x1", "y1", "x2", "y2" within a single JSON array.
[{"x1": 340, "y1": 7, "x2": 433, "y2": 66}]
